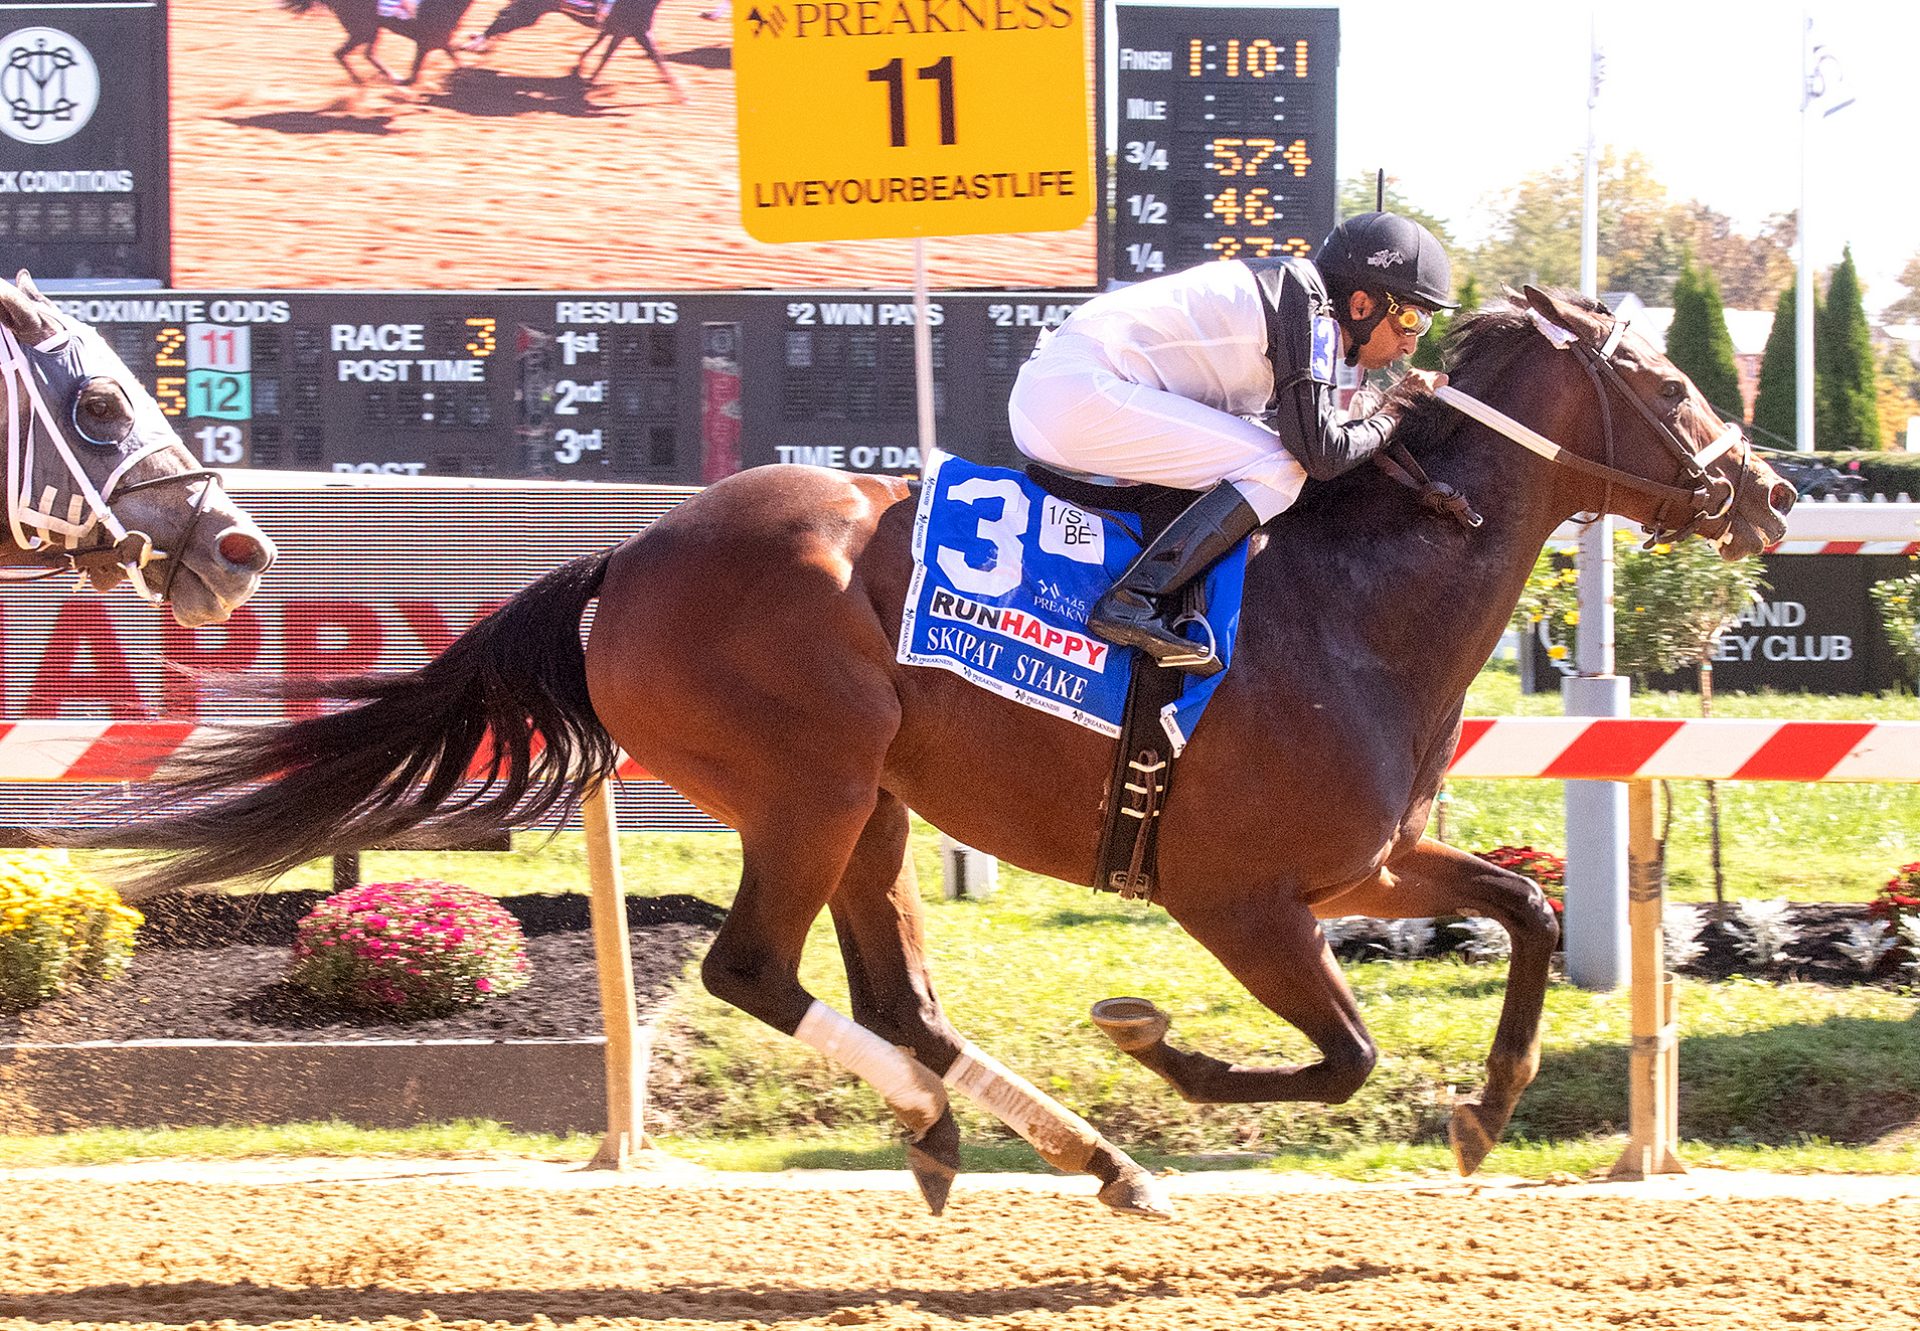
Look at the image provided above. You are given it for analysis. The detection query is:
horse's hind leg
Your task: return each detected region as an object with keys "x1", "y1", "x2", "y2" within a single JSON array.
[
  {"x1": 699, "y1": 766, "x2": 957, "y2": 1209},
  {"x1": 826, "y1": 795, "x2": 1170, "y2": 1218}
]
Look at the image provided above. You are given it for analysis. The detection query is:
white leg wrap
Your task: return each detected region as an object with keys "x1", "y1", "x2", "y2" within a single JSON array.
[
  {"x1": 943, "y1": 1040, "x2": 1100, "y2": 1173},
  {"x1": 794, "y1": 1000, "x2": 948, "y2": 1135}
]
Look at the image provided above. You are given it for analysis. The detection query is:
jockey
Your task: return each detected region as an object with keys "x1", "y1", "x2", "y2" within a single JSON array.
[{"x1": 1007, "y1": 211, "x2": 1455, "y2": 676}]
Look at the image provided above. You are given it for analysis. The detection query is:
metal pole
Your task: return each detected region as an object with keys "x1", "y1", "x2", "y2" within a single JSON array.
[
  {"x1": 913, "y1": 237, "x2": 1000, "y2": 893},
  {"x1": 584, "y1": 777, "x2": 649, "y2": 1169},
  {"x1": 1795, "y1": 11, "x2": 1816, "y2": 453},
  {"x1": 1565, "y1": 12, "x2": 1629, "y2": 991}
]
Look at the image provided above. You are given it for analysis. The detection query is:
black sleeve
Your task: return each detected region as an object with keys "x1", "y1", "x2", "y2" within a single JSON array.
[
  {"x1": 1269, "y1": 373, "x2": 1400, "y2": 482},
  {"x1": 1257, "y1": 259, "x2": 1402, "y2": 482}
]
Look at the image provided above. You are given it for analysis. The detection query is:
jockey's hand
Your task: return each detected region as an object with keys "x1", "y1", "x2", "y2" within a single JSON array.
[{"x1": 1401, "y1": 369, "x2": 1448, "y2": 394}]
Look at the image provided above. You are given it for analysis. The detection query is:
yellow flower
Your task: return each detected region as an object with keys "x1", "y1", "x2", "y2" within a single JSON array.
[{"x1": 1548, "y1": 645, "x2": 1569, "y2": 660}]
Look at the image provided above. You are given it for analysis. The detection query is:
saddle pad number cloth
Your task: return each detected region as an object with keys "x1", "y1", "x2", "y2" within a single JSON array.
[{"x1": 898, "y1": 450, "x2": 1246, "y2": 752}]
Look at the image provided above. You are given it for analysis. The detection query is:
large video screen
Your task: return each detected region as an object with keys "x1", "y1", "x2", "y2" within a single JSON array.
[{"x1": 167, "y1": 0, "x2": 1101, "y2": 290}]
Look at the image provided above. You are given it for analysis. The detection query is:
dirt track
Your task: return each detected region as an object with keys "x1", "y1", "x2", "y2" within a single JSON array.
[
  {"x1": 172, "y1": 0, "x2": 1099, "y2": 290},
  {"x1": 3, "y1": 1162, "x2": 1918, "y2": 1329}
]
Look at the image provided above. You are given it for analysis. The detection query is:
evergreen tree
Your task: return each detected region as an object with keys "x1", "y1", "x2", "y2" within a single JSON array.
[
  {"x1": 1414, "y1": 274, "x2": 1480, "y2": 371},
  {"x1": 1665, "y1": 254, "x2": 1744, "y2": 421},
  {"x1": 1751, "y1": 283, "x2": 1802, "y2": 448},
  {"x1": 1815, "y1": 246, "x2": 1881, "y2": 450}
]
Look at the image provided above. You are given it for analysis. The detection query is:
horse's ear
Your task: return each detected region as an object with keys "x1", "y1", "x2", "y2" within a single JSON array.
[
  {"x1": 0, "y1": 273, "x2": 47, "y2": 341},
  {"x1": 14, "y1": 269, "x2": 48, "y2": 304},
  {"x1": 1521, "y1": 284, "x2": 1611, "y2": 346}
]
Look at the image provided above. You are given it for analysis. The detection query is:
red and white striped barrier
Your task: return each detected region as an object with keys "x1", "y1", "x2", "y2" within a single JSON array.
[
  {"x1": 1448, "y1": 717, "x2": 1920, "y2": 782},
  {"x1": 0, "y1": 717, "x2": 1913, "y2": 785}
]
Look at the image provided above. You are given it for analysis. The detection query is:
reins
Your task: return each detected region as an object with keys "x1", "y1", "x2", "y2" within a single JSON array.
[{"x1": 1430, "y1": 306, "x2": 1750, "y2": 547}]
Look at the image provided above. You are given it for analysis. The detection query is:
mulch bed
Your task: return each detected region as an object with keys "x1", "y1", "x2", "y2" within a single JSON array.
[
  {"x1": 1, "y1": 892, "x2": 724, "y2": 1044},
  {"x1": 1331, "y1": 902, "x2": 1912, "y2": 987}
]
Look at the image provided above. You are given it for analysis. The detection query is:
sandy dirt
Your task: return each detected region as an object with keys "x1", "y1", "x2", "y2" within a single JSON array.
[
  {"x1": 3, "y1": 1160, "x2": 1918, "y2": 1329},
  {"x1": 170, "y1": 0, "x2": 1100, "y2": 290}
]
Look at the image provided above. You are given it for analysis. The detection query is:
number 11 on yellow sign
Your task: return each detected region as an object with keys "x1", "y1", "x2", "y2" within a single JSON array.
[{"x1": 733, "y1": 0, "x2": 1093, "y2": 243}]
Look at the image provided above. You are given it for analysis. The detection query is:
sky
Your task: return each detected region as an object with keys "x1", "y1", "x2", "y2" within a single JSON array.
[{"x1": 1296, "y1": 0, "x2": 1915, "y2": 314}]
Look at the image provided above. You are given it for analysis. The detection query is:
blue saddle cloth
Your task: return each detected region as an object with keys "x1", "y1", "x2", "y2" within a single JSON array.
[{"x1": 897, "y1": 450, "x2": 1247, "y2": 754}]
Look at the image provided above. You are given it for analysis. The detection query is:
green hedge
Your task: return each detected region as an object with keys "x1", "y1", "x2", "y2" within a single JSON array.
[{"x1": 1802, "y1": 449, "x2": 1920, "y2": 498}]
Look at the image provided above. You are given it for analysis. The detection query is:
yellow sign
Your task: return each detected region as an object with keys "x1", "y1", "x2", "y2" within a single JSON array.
[{"x1": 733, "y1": 0, "x2": 1092, "y2": 242}]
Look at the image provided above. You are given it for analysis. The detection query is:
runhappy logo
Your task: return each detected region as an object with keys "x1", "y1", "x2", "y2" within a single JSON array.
[
  {"x1": 0, "y1": 27, "x2": 99, "y2": 146},
  {"x1": 1366, "y1": 247, "x2": 1407, "y2": 270}
]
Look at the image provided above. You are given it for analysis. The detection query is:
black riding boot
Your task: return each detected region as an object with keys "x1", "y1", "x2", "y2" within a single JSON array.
[{"x1": 1088, "y1": 481, "x2": 1261, "y2": 677}]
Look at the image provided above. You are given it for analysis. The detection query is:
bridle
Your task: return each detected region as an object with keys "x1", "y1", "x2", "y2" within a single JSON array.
[
  {"x1": 1433, "y1": 307, "x2": 1755, "y2": 547},
  {"x1": 0, "y1": 313, "x2": 224, "y2": 602}
]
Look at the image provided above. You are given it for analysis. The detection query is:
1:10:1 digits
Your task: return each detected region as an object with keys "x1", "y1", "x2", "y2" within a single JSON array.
[{"x1": 868, "y1": 56, "x2": 956, "y2": 147}]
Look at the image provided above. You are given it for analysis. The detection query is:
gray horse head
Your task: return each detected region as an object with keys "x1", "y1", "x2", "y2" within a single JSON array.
[{"x1": 0, "y1": 270, "x2": 275, "y2": 626}]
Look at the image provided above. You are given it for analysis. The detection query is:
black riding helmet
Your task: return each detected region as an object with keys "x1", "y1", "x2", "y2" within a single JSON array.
[{"x1": 1315, "y1": 211, "x2": 1455, "y2": 364}]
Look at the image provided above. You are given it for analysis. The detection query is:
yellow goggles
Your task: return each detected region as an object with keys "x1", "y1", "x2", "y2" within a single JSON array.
[{"x1": 1386, "y1": 294, "x2": 1434, "y2": 336}]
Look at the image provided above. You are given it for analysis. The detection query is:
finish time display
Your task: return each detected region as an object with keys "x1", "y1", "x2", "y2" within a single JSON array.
[{"x1": 1111, "y1": 5, "x2": 1338, "y2": 282}]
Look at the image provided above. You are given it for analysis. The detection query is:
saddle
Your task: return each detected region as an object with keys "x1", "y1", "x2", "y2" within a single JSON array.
[{"x1": 1024, "y1": 465, "x2": 1209, "y2": 902}]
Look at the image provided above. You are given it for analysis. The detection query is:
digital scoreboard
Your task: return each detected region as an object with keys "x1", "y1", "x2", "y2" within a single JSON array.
[
  {"x1": 63, "y1": 290, "x2": 1091, "y2": 484},
  {"x1": 1111, "y1": 5, "x2": 1338, "y2": 282}
]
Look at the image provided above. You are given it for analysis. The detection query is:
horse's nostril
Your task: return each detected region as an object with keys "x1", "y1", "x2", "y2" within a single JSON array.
[
  {"x1": 218, "y1": 530, "x2": 273, "y2": 571},
  {"x1": 1768, "y1": 481, "x2": 1797, "y2": 517}
]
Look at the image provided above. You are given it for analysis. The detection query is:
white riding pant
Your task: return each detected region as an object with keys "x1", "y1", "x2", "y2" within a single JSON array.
[{"x1": 1007, "y1": 332, "x2": 1308, "y2": 523}]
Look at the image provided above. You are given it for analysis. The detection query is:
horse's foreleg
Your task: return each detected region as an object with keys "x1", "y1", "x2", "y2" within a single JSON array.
[
  {"x1": 574, "y1": 31, "x2": 610, "y2": 78},
  {"x1": 629, "y1": 30, "x2": 687, "y2": 101},
  {"x1": 825, "y1": 797, "x2": 1167, "y2": 1219},
  {"x1": 1096, "y1": 887, "x2": 1380, "y2": 1106},
  {"x1": 359, "y1": 32, "x2": 399, "y2": 83},
  {"x1": 1327, "y1": 838, "x2": 1559, "y2": 1176},
  {"x1": 335, "y1": 37, "x2": 371, "y2": 82}
]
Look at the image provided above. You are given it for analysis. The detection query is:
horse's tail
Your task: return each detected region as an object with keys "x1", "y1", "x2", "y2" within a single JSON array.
[{"x1": 66, "y1": 549, "x2": 620, "y2": 897}]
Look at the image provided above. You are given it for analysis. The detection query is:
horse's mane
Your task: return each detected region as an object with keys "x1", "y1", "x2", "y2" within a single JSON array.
[{"x1": 1273, "y1": 286, "x2": 1606, "y2": 543}]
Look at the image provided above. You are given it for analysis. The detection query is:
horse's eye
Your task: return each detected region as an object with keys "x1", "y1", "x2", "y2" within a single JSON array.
[
  {"x1": 72, "y1": 382, "x2": 134, "y2": 446},
  {"x1": 1659, "y1": 380, "x2": 1684, "y2": 399}
]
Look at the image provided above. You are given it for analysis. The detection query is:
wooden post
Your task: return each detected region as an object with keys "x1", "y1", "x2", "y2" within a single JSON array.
[
  {"x1": 1611, "y1": 778, "x2": 1686, "y2": 1179},
  {"x1": 582, "y1": 777, "x2": 649, "y2": 1170}
]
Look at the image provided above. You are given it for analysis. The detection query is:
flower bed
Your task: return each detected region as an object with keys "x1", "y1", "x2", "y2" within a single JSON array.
[{"x1": 0, "y1": 891, "x2": 722, "y2": 1134}]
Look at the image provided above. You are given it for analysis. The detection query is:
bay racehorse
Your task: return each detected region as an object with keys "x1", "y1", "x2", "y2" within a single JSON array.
[
  {"x1": 75, "y1": 286, "x2": 1790, "y2": 1215},
  {"x1": 0, "y1": 272, "x2": 275, "y2": 626},
  {"x1": 464, "y1": 0, "x2": 685, "y2": 97},
  {"x1": 282, "y1": 0, "x2": 481, "y2": 86}
]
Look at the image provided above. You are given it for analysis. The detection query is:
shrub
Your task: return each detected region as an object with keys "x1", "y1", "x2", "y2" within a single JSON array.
[
  {"x1": 1871, "y1": 563, "x2": 1920, "y2": 689},
  {"x1": 0, "y1": 851, "x2": 142, "y2": 1011},
  {"x1": 289, "y1": 879, "x2": 531, "y2": 1020},
  {"x1": 1870, "y1": 863, "x2": 1920, "y2": 939},
  {"x1": 1478, "y1": 845, "x2": 1566, "y2": 915}
]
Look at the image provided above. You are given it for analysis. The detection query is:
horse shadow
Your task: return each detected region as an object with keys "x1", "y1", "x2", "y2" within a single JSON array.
[
  {"x1": 221, "y1": 109, "x2": 399, "y2": 136},
  {"x1": 666, "y1": 43, "x2": 730, "y2": 69},
  {"x1": 424, "y1": 66, "x2": 613, "y2": 118},
  {"x1": 0, "y1": 1275, "x2": 1199, "y2": 1324}
]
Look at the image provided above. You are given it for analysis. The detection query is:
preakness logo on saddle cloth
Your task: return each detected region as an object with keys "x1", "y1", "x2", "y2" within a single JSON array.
[{"x1": 898, "y1": 450, "x2": 1246, "y2": 750}]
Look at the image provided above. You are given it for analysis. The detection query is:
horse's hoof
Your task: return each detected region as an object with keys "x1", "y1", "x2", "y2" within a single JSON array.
[
  {"x1": 1090, "y1": 996, "x2": 1171, "y2": 1054},
  {"x1": 906, "y1": 1107, "x2": 960, "y2": 1216},
  {"x1": 1449, "y1": 1098, "x2": 1499, "y2": 1176},
  {"x1": 1096, "y1": 1164, "x2": 1174, "y2": 1220}
]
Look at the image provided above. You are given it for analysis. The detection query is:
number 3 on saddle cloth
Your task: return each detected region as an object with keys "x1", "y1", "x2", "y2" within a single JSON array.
[
  {"x1": 899, "y1": 450, "x2": 1249, "y2": 896},
  {"x1": 900, "y1": 448, "x2": 1248, "y2": 752}
]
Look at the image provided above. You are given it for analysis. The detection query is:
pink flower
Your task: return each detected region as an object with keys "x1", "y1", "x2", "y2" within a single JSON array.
[{"x1": 474, "y1": 977, "x2": 492, "y2": 993}]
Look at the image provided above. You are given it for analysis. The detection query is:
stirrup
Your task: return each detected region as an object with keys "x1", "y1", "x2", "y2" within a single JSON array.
[{"x1": 1160, "y1": 608, "x2": 1218, "y2": 672}]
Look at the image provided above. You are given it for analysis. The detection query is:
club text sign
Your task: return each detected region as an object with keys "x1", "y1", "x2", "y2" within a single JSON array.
[{"x1": 734, "y1": 0, "x2": 1092, "y2": 241}]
